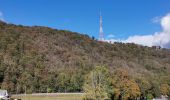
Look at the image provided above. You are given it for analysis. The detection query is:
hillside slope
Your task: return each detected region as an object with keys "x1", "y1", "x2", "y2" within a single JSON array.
[{"x1": 0, "y1": 21, "x2": 170, "y2": 94}]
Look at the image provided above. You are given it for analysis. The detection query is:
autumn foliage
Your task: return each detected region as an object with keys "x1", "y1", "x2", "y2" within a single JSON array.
[{"x1": 0, "y1": 21, "x2": 170, "y2": 99}]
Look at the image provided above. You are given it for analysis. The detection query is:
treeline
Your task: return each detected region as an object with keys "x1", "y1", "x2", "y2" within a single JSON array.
[
  {"x1": 0, "y1": 21, "x2": 170, "y2": 99},
  {"x1": 83, "y1": 66, "x2": 170, "y2": 100}
]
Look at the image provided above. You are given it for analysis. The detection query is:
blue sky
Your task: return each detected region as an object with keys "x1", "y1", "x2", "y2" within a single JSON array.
[{"x1": 0, "y1": 0, "x2": 170, "y2": 48}]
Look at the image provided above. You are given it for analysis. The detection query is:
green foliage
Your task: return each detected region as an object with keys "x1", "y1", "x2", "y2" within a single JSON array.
[
  {"x1": 83, "y1": 66, "x2": 112, "y2": 100},
  {"x1": 146, "y1": 93, "x2": 154, "y2": 100},
  {"x1": 47, "y1": 87, "x2": 52, "y2": 93}
]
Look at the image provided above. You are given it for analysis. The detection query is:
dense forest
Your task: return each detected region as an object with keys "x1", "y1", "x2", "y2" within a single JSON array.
[{"x1": 0, "y1": 21, "x2": 170, "y2": 99}]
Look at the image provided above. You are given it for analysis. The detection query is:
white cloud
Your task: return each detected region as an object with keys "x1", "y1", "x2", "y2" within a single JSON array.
[
  {"x1": 125, "y1": 35, "x2": 154, "y2": 47},
  {"x1": 105, "y1": 38, "x2": 121, "y2": 43},
  {"x1": 0, "y1": 11, "x2": 5, "y2": 21},
  {"x1": 106, "y1": 13, "x2": 170, "y2": 48},
  {"x1": 107, "y1": 34, "x2": 115, "y2": 38}
]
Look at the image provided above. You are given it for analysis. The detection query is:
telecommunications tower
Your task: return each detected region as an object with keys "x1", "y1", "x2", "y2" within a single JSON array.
[{"x1": 99, "y1": 12, "x2": 104, "y2": 41}]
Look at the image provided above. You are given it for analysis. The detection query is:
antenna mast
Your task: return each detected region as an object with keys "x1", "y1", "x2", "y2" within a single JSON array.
[{"x1": 99, "y1": 12, "x2": 104, "y2": 41}]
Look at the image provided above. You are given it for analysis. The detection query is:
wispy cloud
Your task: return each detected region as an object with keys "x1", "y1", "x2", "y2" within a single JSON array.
[
  {"x1": 107, "y1": 34, "x2": 115, "y2": 38},
  {"x1": 151, "y1": 16, "x2": 161, "y2": 23},
  {"x1": 0, "y1": 11, "x2": 5, "y2": 21},
  {"x1": 106, "y1": 13, "x2": 170, "y2": 48}
]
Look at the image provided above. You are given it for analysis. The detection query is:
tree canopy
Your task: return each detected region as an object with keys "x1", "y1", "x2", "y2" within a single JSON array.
[{"x1": 0, "y1": 22, "x2": 170, "y2": 99}]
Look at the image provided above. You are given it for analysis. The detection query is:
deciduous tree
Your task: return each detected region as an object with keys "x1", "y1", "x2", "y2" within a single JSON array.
[{"x1": 83, "y1": 66, "x2": 112, "y2": 100}]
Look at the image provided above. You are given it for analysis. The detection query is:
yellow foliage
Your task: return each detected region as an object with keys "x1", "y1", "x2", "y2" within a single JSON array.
[
  {"x1": 112, "y1": 69, "x2": 141, "y2": 100},
  {"x1": 160, "y1": 84, "x2": 169, "y2": 95}
]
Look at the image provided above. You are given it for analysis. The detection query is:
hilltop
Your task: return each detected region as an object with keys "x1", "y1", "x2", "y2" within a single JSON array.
[{"x1": 0, "y1": 21, "x2": 170, "y2": 95}]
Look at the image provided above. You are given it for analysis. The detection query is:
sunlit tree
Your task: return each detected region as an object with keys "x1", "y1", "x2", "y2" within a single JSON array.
[
  {"x1": 160, "y1": 84, "x2": 169, "y2": 95},
  {"x1": 112, "y1": 69, "x2": 140, "y2": 100},
  {"x1": 83, "y1": 66, "x2": 112, "y2": 100}
]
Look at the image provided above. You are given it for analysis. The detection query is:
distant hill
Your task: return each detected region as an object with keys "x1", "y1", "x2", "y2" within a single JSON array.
[{"x1": 0, "y1": 21, "x2": 170, "y2": 94}]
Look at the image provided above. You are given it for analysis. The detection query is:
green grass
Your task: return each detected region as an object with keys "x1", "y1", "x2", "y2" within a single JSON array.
[{"x1": 12, "y1": 93, "x2": 83, "y2": 100}]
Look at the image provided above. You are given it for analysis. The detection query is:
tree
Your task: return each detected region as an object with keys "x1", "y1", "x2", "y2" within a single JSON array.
[
  {"x1": 69, "y1": 73, "x2": 84, "y2": 92},
  {"x1": 56, "y1": 72, "x2": 70, "y2": 92},
  {"x1": 83, "y1": 66, "x2": 112, "y2": 100},
  {"x1": 112, "y1": 69, "x2": 141, "y2": 100},
  {"x1": 136, "y1": 77, "x2": 152, "y2": 96},
  {"x1": 160, "y1": 84, "x2": 169, "y2": 95}
]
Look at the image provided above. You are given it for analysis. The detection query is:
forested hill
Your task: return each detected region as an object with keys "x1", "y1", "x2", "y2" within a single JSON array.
[{"x1": 0, "y1": 21, "x2": 170, "y2": 94}]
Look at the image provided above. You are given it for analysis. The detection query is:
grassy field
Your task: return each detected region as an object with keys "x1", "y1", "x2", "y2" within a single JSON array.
[{"x1": 12, "y1": 93, "x2": 83, "y2": 100}]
